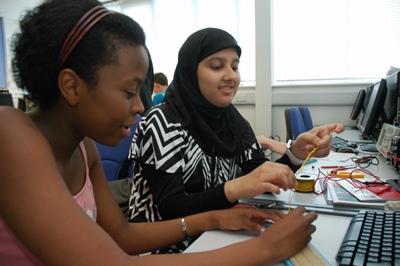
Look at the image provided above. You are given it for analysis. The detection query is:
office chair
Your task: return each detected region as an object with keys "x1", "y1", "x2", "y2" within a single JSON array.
[
  {"x1": 298, "y1": 106, "x2": 313, "y2": 131},
  {"x1": 285, "y1": 106, "x2": 313, "y2": 141},
  {"x1": 95, "y1": 114, "x2": 141, "y2": 182}
]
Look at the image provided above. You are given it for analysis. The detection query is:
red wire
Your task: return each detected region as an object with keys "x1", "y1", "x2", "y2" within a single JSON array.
[{"x1": 312, "y1": 168, "x2": 382, "y2": 194}]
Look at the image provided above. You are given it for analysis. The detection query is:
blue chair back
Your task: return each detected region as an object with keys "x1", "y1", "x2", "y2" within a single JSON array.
[
  {"x1": 95, "y1": 114, "x2": 141, "y2": 182},
  {"x1": 299, "y1": 106, "x2": 313, "y2": 131},
  {"x1": 285, "y1": 106, "x2": 306, "y2": 141},
  {"x1": 285, "y1": 106, "x2": 313, "y2": 141}
]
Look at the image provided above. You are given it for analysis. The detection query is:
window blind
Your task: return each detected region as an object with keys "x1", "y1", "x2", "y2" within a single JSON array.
[
  {"x1": 115, "y1": 0, "x2": 255, "y2": 85},
  {"x1": 273, "y1": 0, "x2": 400, "y2": 85}
]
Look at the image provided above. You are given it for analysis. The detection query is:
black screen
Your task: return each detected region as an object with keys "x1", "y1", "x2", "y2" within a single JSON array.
[
  {"x1": 350, "y1": 89, "x2": 366, "y2": 120},
  {"x1": 359, "y1": 79, "x2": 387, "y2": 137},
  {"x1": 383, "y1": 71, "x2": 400, "y2": 124},
  {"x1": 0, "y1": 93, "x2": 14, "y2": 107}
]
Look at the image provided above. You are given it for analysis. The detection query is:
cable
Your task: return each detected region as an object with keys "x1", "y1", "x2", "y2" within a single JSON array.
[
  {"x1": 312, "y1": 167, "x2": 384, "y2": 196},
  {"x1": 351, "y1": 155, "x2": 379, "y2": 169},
  {"x1": 263, "y1": 135, "x2": 281, "y2": 157},
  {"x1": 393, "y1": 110, "x2": 400, "y2": 126}
]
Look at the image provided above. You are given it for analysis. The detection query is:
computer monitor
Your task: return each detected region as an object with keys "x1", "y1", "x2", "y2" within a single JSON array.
[
  {"x1": 18, "y1": 98, "x2": 26, "y2": 111},
  {"x1": 0, "y1": 93, "x2": 14, "y2": 107},
  {"x1": 350, "y1": 89, "x2": 366, "y2": 120},
  {"x1": 359, "y1": 79, "x2": 387, "y2": 139},
  {"x1": 364, "y1": 84, "x2": 373, "y2": 110},
  {"x1": 383, "y1": 71, "x2": 400, "y2": 125}
]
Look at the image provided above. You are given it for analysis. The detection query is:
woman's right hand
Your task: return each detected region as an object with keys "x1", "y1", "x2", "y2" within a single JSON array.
[
  {"x1": 224, "y1": 161, "x2": 298, "y2": 202},
  {"x1": 257, "y1": 206, "x2": 317, "y2": 264}
]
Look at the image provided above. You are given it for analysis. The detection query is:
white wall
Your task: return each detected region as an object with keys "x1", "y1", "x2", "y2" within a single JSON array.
[
  {"x1": 3, "y1": 16, "x2": 20, "y2": 104},
  {"x1": 231, "y1": 0, "x2": 371, "y2": 150},
  {"x1": 233, "y1": 83, "x2": 364, "y2": 142},
  {"x1": 1, "y1": 0, "x2": 375, "y2": 136},
  {"x1": 233, "y1": 82, "x2": 365, "y2": 161}
]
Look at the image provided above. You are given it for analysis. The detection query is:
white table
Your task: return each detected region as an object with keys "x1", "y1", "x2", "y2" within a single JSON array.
[
  {"x1": 185, "y1": 213, "x2": 352, "y2": 266},
  {"x1": 185, "y1": 129, "x2": 400, "y2": 265}
]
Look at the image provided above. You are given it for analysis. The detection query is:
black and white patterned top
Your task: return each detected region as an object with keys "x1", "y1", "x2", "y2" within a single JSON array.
[{"x1": 127, "y1": 104, "x2": 297, "y2": 225}]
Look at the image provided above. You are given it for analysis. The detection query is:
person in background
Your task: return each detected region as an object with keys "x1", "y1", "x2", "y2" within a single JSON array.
[
  {"x1": 152, "y1": 72, "x2": 168, "y2": 106},
  {"x1": 0, "y1": 2, "x2": 317, "y2": 265},
  {"x1": 257, "y1": 135, "x2": 287, "y2": 153},
  {"x1": 126, "y1": 28, "x2": 343, "y2": 252}
]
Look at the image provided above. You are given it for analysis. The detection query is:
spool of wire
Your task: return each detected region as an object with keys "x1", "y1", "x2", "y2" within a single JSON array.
[{"x1": 295, "y1": 173, "x2": 318, "y2": 192}]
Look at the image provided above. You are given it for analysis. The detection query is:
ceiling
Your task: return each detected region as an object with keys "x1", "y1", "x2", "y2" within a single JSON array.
[{"x1": 0, "y1": 0, "x2": 111, "y2": 21}]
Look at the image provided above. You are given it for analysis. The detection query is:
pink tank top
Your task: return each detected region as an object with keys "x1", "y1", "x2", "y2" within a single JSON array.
[{"x1": 0, "y1": 143, "x2": 97, "y2": 265}]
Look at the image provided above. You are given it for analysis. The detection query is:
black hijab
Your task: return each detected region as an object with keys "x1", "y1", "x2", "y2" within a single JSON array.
[
  {"x1": 164, "y1": 28, "x2": 258, "y2": 158},
  {"x1": 139, "y1": 47, "x2": 154, "y2": 116}
]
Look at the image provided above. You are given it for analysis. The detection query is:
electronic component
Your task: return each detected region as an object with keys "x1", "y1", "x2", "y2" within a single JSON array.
[
  {"x1": 376, "y1": 123, "x2": 400, "y2": 158},
  {"x1": 391, "y1": 135, "x2": 400, "y2": 173},
  {"x1": 327, "y1": 170, "x2": 364, "y2": 178}
]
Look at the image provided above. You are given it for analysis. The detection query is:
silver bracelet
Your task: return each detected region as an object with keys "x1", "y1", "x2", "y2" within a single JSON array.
[
  {"x1": 181, "y1": 217, "x2": 194, "y2": 241},
  {"x1": 285, "y1": 139, "x2": 306, "y2": 164}
]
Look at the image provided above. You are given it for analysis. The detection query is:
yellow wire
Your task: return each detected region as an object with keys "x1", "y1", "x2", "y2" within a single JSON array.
[
  {"x1": 288, "y1": 124, "x2": 342, "y2": 211},
  {"x1": 295, "y1": 180, "x2": 316, "y2": 192}
]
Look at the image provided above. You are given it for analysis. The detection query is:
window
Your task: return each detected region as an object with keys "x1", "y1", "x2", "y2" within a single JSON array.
[
  {"x1": 273, "y1": 0, "x2": 400, "y2": 85},
  {"x1": 105, "y1": 0, "x2": 255, "y2": 85}
]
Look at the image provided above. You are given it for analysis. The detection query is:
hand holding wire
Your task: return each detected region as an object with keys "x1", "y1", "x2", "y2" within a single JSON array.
[
  {"x1": 290, "y1": 123, "x2": 344, "y2": 160},
  {"x1": 288, "y1": 123, "x2": 342, "y2": 211}
]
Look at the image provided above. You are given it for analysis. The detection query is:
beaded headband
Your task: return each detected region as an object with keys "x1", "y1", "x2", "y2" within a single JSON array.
[{"x1": 58, "y1": 5, "x2": 111, "y2": 70}]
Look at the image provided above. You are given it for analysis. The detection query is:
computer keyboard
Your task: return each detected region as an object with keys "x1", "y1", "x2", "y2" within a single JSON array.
[
  {"x1": 331, "y1": 136, "x2": 358, "y2": 152},
  {"x1": 336, "y1": 210, "x2": 400, "y2": 266}
]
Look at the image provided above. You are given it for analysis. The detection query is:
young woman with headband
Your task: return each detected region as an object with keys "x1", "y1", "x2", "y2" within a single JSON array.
[{"x1": 0, "y1": 0, "x2": 317, "y2": 265}]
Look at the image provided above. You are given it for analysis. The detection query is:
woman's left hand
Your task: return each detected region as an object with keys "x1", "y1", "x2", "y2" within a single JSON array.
[{"x1": 291, "y1": 123, "x2": 344, "y2": 159}]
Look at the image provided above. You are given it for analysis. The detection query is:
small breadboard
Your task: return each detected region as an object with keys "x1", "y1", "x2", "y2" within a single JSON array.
[
  {"x1": 376, "y1": 123, "x2": 400, "y2": 158},
  {"x1": 327, "y1": 170, "x2": 364, "y2": 178},
  {"x1": 286, "y1": 243, "x2": 331, "y2": 266}
]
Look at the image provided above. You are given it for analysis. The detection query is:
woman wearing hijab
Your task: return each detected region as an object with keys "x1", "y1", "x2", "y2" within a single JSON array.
[{"x1": 126, "y1": 28, "x2": 342, "y2": 252}]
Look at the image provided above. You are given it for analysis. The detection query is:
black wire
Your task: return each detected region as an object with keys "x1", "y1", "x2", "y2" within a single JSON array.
[
  {"x1": 264, "y1": 150, "x2": 272, "y2": 157},
  {"x1": 351, "y1": 155, "x2": 379, "y2": 169},
  {"x1": 313, "y1": 159, "x2": 385, "y2": 196},
  {"x1": 314, "y1": 168, "x2": 361, "y2": 194},
  {"x1": 263, "y1": 135, "x2": 281, "y2": 157},
  {"x1": 313, "y1": 168, "x2": 328, "y2": 194},
  {"x1": 270, "y1": 135, "x2": 281, "y2": 142}
]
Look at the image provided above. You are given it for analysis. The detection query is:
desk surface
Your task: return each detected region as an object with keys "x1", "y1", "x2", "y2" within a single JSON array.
[
  {"x1": 185, "y1": 213, "x2": 352, "y2": 266},
  {"x1": 242, "y1": 150, "x2": 398, "y2": 216},
  {"x1": 184, "y1": 129, "x2": 400, "y2": 265},
  {"x1": 243, "y1": 129, "x2": 398, "y2": 215}
]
